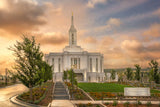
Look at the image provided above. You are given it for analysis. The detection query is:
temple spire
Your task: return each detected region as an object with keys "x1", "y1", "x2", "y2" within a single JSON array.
[
  {"x1": 71, "y1": 12, "x2": 74, "y2": 26},
  {"x1": 69, "y1": 13, "x2": 77, "y2": 46}
]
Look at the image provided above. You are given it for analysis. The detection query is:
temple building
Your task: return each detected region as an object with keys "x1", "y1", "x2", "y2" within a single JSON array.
[{"x1": 45, "y1": 14, "x2": 105, "y2": 82}]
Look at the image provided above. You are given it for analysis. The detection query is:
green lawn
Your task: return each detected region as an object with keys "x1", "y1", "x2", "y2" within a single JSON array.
[{"x1": 78, "y1": 83, "x2": 160, "y2": 93}]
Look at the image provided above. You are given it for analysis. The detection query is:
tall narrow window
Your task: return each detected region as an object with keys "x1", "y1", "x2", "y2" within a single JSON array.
[
  {"x1": 72, "y1": 34, "x2": 74, "y2": 44},
  {"x1": 71, "y1": 58, "x2": 73, "y2": 68},
  {"x1": 74, "y1": 58, "x2": 77, "y2": 69},
  {"x1": 52, "y1": 58, "x2": 54, "y2": 71},
  {"x1": 90, "y1": 58, "x2": 92, "y2": 72},
  {"x1": 100, "y1": 59, "x2": 102, "y2": 72},
  {"x1": 78, "y1": 58, "x2": 80, "y2": 69},
  {"x1": 96, "y1": 58, "x2": 98, "y2": 72},
  {"x1": 58, "y1": 58, "x2": 61, "y2": 72}
]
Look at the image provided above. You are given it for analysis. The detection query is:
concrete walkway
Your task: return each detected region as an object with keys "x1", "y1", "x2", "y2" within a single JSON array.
[
  {"x1": 0, "y1": 84, "x2": 28, "y2": 107},
  {"x1": 50, "y1": 100, "x2": 74, "y2": 107},
  {"x1": 70, "y1": 100, "x2": 160, "y2": 105}
]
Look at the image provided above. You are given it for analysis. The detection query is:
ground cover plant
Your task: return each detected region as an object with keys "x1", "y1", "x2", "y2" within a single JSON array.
[
  {"x1": 65, "y1": 82, "x2": 90, "y2": 100},
  {"x1": 76, "y1": 103, "x2": 103, "y2": 107},
  {"x1": 17, "y1": 81, "x2": 53, "y2": 105}
]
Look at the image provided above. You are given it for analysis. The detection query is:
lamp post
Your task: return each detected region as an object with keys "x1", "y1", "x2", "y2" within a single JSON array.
[
  {"x1": 5, "y1": 68, "x2": 8, "y2": 85},
  {"x1": 71, "y1": 65, "x2": 75, "y2": 99}
]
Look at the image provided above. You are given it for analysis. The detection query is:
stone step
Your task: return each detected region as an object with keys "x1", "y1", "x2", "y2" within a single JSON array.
[
  {"x1": 53, "y1": 82, "x2": 69, "y2": 100},
  {"x1": 54, "y1": 89, "x2": 66, "y2": 91},
  {"x1": 53, "y1": 96, "x2": 69, "y2": 100},
  {"x1": 54, "y1": 93, "x2": 68, "y2": 95},
  {"x1": 54, "y1": 91, "x2": 67, "y2": 93}
]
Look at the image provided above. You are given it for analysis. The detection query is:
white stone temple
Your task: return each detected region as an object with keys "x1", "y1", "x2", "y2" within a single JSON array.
[{"x1": 45, "y1": 14, "x2": 105, "y2": 82}]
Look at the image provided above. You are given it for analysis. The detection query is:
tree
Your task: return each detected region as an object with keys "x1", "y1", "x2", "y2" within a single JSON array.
[
  {"x1": 36, "y1": 61, "x2": 52, "y2": 88},
  {"x1": 117, "y1": 72, "x2": 124, "y2": 83},
  {"x1": 9, "y1": 36, "x2": 48, "y2": 102},
  {"x1": 134, "y1": 64, "x2": 141, "y2": 81},
  {"x1": 68, "y1": 69, "x2": 77, "y2": 89},
  {"x1": 67, "y1": 69, "x2": 77, "y2": 99},
  {"x1": 125, "y1": 68, "x2": 133, "y2": 81},
  {"x1": 63, "y1": 70, "x2": 68, "y2": 82},
  {"x1": 149, "y1": 60, "x2": 159, "y2": 83},
  {"x1": 111, "y1": 69, "x2": 116, "y2": 80}
]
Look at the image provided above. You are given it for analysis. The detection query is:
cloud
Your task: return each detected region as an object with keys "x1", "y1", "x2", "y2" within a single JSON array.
[
  {"x1": 153, "y1": 8, "x2": 160, "y2": 18},
  {"x1": 94, "y1": 18, "x2": 121, "y2": 32},
  {"x1": 87, "y1": 0, "x2": 107, "y2": 8},
  {"x1": 121, "y1": 40, "x2": 143, "y2": 53},
  {"x1": 0, "y1": 0, "x2": 46, "y2": 34},
  {"x1": 83, "y1": 36, "x2": 97, "y2": 44},
  {"x1": 143, "y1": 23, "x2": 160, "y2": 38},
  {"x1": 121, "y1": 39, "x2": 160, "y2": 61},
  {"x1": 34, "y1": 32, "x2": 68, "y2": 46},
  {"x1": 107, "y1": 18, "x2": 121, "y2": 27}
]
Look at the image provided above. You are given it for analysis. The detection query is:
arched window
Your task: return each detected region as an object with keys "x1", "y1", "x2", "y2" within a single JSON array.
[{"x1": 72, "y1": 34, "x2": 74, "y2": 44}]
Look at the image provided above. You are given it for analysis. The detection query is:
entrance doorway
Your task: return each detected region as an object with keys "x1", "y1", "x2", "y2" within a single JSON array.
[{"x1": 75, "y1": 73, "x2": 83, "y2": 81}]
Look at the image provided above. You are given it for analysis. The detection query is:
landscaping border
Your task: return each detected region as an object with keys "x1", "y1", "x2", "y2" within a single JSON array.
[
  {"x1": 78, "y1": 87, "x2": 94, "y2": 101},
  {"x1": 10, "y1": 95, "x2": 47, "y2": 107}
]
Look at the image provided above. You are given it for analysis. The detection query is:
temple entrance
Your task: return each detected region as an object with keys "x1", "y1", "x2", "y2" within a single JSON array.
[{"x1": 75, "y1": 73, "x2": 83, "y2": 81}]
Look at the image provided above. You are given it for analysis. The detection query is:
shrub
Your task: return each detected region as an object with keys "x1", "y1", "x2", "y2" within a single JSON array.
[
  {"x1": 87, "y1": 103, "x2": 92, "y2": 107},
  {"x1": 137, "y1": 100, "x2": 142, "y2": 105},
  {"x1": 96, "y1": 105, "x2": 100, "y2": 107},
  {"x1": 78, "y1": 103, "x2": 84, "y2": 107},
  {"x1": 146, "y1": 101, "x2": 151, "y2": 107},
  {"x1": 124, "y1": 102, "x2": 130, "y2": 107},
  {"x1": 112, "y1": 100, "x2": 118, "y2": 106},
  {"x1": 105, "y1": 102, "x2": 109, "y2": 105}
]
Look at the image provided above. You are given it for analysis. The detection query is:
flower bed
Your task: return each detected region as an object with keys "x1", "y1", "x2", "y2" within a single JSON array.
[
  {"x1": 65, "y1": 82, "x2": 91, "y2": 100},
  {"x1": 17, "y1": 81, "x2": 53, "y2": 105},
  {"x1": 104, "y1": 102, "x2": 160, "y2": 107},
  {"x1": 89, "y1": 92, "x2": 117, "y2": 100},
  {"x1": 76, "y1": 103, "x2": 103, "y2": 107}
]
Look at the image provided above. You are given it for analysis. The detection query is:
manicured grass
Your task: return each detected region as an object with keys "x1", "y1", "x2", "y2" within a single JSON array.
[
  {"x1": 78, "y1": 83, "x2": 131, "y2": 92},
  {"x1": 78, "y1": 83, "x2": 160, "y2": 93}
]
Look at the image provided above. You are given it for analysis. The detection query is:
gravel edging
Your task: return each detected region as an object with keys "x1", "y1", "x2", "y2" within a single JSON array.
[{"x1": 10, "y1": 95, "x2": 47, "y2": 107}]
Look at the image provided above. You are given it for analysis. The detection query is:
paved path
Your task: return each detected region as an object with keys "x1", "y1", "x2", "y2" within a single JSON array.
[
  {"x1": 51, "y1": 100, "x2": 74, "y2": 107},
  {"x1": 70, "y1": 100, "x2": 160, "y2": 105},
  {"x1": 53, "y1": 82, "x2": 69, "y2": 100},
  {"x1": 0, "y1": 84, "x2": 28, "y2": 107}
]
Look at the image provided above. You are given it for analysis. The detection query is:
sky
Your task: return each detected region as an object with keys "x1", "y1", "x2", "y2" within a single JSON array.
[{"x1": 0, "y1": 0, "x2": 160, "y2": 74}]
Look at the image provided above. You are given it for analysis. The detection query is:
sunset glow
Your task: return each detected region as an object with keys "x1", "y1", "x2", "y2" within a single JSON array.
[{"x1": 0, "y1": 0, "x2": 160, "y2": 74}]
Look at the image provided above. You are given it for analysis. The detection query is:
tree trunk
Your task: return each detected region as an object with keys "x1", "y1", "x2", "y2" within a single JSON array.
[{"x1": 29, "y1": 85, "x2": 33, "y2": 102}]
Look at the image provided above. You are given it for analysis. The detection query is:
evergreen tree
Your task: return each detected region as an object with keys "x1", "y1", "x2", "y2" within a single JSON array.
[
  {"x1": 111, "y1": 69, "x2": 116, "y2": 80},
  {"x1": 9, "y1": 36, "x2": 52, "y2": 101},
  {"x1": 149, "y1": 60, "x2": 159, "y2": 83},
  {"x1": 125, "y1": 68, "x2": 133, "y2": 81},
  {"x1": 63, "y1": 70, "x2": 68, "y2": 82},
  {"x1": 134, "y1": 64, "x2": 141, "y2": 81}
]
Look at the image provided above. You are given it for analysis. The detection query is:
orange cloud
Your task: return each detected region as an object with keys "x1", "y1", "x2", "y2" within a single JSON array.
[
  {"x1": 34, "y1": 32, "x2": 68, "y2": 46},
  {"x1": 94, "y1": 18, "x2": 122, "y2": 32},
  {"x1": 143, "y1": 23, "x2": 160, "y2": 39},
  {"x1": 0, "y1": 0, "x2": 46, "y2": 34}
]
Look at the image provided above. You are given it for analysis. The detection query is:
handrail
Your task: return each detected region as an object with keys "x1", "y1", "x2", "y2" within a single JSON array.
[
  {"x1": 63, "y1": 82, "x2": 71, "y2": 100},
  {"x1": 52, "y1": 81, "x2": 56, "y2": 99}
]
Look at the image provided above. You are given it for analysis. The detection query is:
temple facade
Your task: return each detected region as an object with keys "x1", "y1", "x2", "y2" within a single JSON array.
[{"x1": 45, "y1": 15, "x2": 105, "y2": 82}]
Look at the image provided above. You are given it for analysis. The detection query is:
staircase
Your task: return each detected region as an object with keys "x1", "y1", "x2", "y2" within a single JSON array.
[{"x1": 53, "y1": 82, "x2": 69, "y2": 100}]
